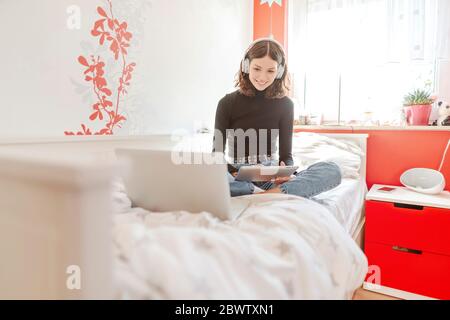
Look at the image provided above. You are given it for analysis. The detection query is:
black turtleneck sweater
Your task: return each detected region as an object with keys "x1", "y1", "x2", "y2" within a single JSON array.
[{"x1": 213, "y1": 89, "x2": 294, "y2": 173}]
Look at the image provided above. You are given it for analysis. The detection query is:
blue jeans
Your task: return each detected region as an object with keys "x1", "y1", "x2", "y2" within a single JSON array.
[{"x1": 228, "y1": 162, "x2": 342, "y2": 198}]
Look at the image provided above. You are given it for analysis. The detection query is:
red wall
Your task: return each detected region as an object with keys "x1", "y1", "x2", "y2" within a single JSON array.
[
  {"x1": 253, "y1": 0, "x2": 288, "y2": 49},
  {"x1": 295, "y1": 128, "x2": 450, "y2": 191}
]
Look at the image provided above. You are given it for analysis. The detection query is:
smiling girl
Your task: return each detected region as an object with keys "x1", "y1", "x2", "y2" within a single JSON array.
[{"x1": 213, "y1": 38, "x2": 341, "y2": 197}]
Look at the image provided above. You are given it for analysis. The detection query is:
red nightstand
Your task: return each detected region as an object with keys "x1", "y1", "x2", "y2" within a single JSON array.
[{"x1": 363, "y1": 184, "x2": 450, "y2": 300}]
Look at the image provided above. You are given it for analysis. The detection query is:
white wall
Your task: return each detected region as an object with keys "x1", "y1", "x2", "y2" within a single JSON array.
[{"x1": 0, "y1": 0, "x2": 253, "y2": 137}]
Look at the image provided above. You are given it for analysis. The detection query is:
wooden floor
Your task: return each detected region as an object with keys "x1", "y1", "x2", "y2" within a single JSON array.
[{"x1": 352, "y1": 287, "x2": 401, "y2": 300}]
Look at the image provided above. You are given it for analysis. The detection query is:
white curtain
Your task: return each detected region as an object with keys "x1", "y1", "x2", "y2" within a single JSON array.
[
  {"x1": 289, "y1": 0, "x2": 450, "y2": 124},
  {"x1": 436, "y1": 0, "x2": 450, "y2": 59}
]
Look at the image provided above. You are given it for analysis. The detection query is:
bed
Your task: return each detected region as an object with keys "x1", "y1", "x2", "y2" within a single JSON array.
[{"x1": 0, "y1": 132, "x2": 369, "y2": 299}]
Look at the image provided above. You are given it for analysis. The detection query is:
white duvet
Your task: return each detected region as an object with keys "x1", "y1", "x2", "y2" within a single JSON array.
[{"x1": 112, "y1": 181, "x2": 368, "y2": 300}]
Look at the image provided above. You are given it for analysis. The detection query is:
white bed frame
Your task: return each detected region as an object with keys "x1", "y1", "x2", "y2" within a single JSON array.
[
  {"x1": 321, "y1": 133, "x2": 368, "y2": 250},
  {"x1": 0, "y1": 133, "x2": 368, "y2": 299}
]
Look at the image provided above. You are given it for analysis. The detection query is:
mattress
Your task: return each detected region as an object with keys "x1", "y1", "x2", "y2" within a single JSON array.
[
  {"x1": 311, "y1": 177, "x2": 367, "y2": 235},
  {"x1": 290, "y1": 132, "x2": 368, "y2": 235}
]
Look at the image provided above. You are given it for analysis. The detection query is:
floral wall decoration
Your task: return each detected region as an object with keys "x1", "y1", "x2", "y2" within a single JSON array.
[{"x1": 65, "y1": 0, "x2": 135, "y2": 135}]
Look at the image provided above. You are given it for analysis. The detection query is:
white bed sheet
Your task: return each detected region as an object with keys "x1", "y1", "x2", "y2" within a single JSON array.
[{"x1": 311, "y1": 178, "x2": 367, "y2": 235}]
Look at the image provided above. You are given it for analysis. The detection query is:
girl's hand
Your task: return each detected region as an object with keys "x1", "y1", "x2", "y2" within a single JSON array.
[
  {"x1": 273, "y1": 176, "x2": 292, "y2": 185},
  {"x1": 273, "y1": 161, "x2": 290, "y2": 184}
]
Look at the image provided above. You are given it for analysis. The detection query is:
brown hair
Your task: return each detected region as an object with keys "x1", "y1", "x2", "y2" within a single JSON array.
[{"x1": 235, "y1": 39, "x2": 290, "y2": 99}]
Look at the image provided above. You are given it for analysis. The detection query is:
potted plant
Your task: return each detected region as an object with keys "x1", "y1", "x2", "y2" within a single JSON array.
[{"x1": 403, "y1": 89, "x2": 434, "y2": 126}]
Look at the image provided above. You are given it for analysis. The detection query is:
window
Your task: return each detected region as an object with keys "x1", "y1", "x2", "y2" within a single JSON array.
[{"x1": 288, "y1": 0, "x2": 450, "y2": 125}]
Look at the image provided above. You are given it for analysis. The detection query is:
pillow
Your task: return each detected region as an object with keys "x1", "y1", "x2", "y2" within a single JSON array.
[{"x1": 292, "y1": 132, "x2": 364, "y2": 179}]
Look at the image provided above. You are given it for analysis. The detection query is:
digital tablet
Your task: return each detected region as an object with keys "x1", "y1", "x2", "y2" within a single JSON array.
[{"x1": 235, "y1": 165, "x2": 299, "y2": 182}]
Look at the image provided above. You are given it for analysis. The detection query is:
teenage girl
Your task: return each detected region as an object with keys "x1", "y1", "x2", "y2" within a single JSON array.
[{"x1": 213, "y1": 38, "x2": 341, "y2": 197}]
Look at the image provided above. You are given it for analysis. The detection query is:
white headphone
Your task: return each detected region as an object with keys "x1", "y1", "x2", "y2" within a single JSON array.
[{"x1": 241, "y1": 38, "x2": 286, "y2": 80}]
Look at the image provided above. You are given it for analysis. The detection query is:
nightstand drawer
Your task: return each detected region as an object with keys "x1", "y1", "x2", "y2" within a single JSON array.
[
  {"x1": 365, "y1": 241, "x2": 450, "y2": 300},
  {"x1": 366, "y1": 200, "x2": 450, "y2": 256}
]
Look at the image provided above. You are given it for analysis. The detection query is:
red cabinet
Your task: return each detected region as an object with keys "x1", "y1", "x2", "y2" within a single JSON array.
[{"x1": 364, "y1": 184, "x2": 450, "y2": 300}]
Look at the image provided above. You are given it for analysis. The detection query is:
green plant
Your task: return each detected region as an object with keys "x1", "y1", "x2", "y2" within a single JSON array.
[{"x1": 403, "y1": 89, "x2": 434, "y2": 106}]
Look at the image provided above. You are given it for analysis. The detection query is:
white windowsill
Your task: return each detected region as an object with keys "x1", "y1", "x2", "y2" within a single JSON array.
[{"x1": 295, "y1": 125, "x2": 450, "y2": 131}]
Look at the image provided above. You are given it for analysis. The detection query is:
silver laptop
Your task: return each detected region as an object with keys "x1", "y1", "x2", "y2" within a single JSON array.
[{"x1": 115, "y1": 149, "x2": 251, "y2": 220}]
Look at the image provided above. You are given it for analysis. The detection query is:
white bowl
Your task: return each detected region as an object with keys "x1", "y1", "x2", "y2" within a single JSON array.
[{"x1": 400, "y1": 168, "x2": 446, "y2": 195}]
